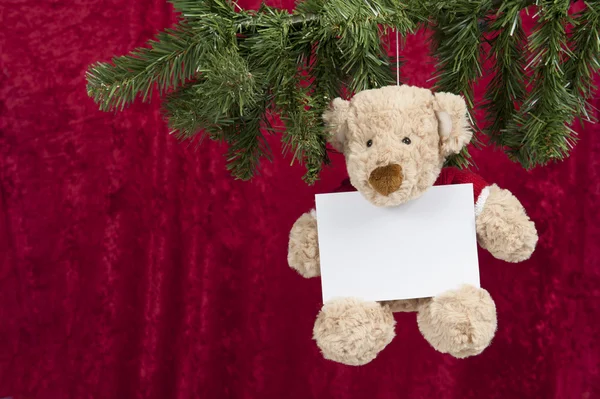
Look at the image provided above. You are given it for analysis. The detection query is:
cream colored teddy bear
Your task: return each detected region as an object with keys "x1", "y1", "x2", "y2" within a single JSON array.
[{"x1": 288, "y1": 85, "x2": 538, "y2": 366}]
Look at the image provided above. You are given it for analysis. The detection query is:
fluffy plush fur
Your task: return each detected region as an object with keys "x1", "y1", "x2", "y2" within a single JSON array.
[
  {"x1": 313, "y1": 298, "x2": 396, "y2": 366},
  {"x1": 381, "y1": 298, "x2": 430, "y2": 313},
  {"x1": 417, "y1": 285, "x2": 497, "y2": 358},
  {"x1": 288, "y1": 210, "x2": 320, "y2": 278},
  {"x1": 476, "y1": 184, "x2": 539, "y2": 263},
  {"x1": 289, "y1": 85, "x2": 537, "y2": 366}
]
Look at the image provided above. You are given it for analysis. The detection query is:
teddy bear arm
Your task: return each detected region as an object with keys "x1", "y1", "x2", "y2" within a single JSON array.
[
  {"x1": 476, "y1": 184, "x2": 538, "y2": 263},
  {"x1": 288, "y1": 210, "x2": 321, "y2": 278}
]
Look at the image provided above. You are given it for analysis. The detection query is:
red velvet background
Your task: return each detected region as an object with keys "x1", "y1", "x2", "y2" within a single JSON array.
[{"x1": 1, "y1": 1, "x2": 599, "y2": 398}]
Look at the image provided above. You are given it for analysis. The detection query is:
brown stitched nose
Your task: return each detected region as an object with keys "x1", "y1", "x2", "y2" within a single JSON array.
[{"x1": 368, "y1": 164, "x2": 403, "y2": 196}]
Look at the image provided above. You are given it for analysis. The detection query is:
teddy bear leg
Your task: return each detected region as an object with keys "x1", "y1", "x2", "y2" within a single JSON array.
[
  {"x1": 417, "y1": 285, "x2": 497, "y2": 358},
  {"x1": 313, "y1": 298, "x2": 395, "y2": 366}
]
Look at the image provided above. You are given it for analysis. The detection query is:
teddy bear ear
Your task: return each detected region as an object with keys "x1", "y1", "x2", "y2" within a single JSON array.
[
  {"x1": 433, "y1": 92, "x2": 473, "y2": 157},
  {"x1": 323, "y1": 97, "x2": 351, "y2": 152}
]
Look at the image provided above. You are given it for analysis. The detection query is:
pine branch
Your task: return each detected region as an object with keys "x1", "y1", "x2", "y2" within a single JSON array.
[
  {"x1": 162, "y1": 48, "x2": 259, "y2": 139},
  {"x1": 243, "y1": 0, "x2": 418, "y2": 182},
  {"x1": 295, "y1": 0, "x2": 417, "y2": 93},
  {"x1": 565, "y1": 1, "x2": 600, "y2": 122},
  {"x1": 86, "y1": 0, "x2": 600, "y2": 183},
  {"x1": 86, "y1": 23, "x2": 214, "y2": 111},
  {"x1": 88, "y1": 0, "x2": 420, "y2": 183},
  {"x1": 170, "y1": 0, "x2": 239, "y2": 18},
  {"x1": 483, "y1": 0, "x2": 528, "y2": 145},
  {"x1": 427, "y1": 0, "x2": 493, "y2": 169},
  {"x1": 163, "y1": 82, "x2": 211, "y2": 140},
  {"x1": 241, "y1": 4, "x2": 328, "y2": 183},
  {"x1": 87, "y1": 0, "x2": 260, "y2": 112},
  {"x1": 223, "y1": 106, "x2": 272, "y2": 181},
  {"x1": 162, "y1": 48, "x2": 270, "y2": 180},
  {"x1": 429, "y1": 0, "x2": 490, "y2": 109},
  {"x1": 506, "y1": 0, "x2": 578, "y2": 168}
]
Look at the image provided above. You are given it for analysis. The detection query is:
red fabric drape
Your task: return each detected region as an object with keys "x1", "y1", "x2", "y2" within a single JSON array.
[{"x1": 1, "y1": 1, "x2": 599, "y2": 398}]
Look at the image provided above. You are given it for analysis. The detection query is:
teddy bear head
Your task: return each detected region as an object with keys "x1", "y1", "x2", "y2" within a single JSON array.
[{"x1": 324, "y1": 85, "x2": 472, "y2": 207}]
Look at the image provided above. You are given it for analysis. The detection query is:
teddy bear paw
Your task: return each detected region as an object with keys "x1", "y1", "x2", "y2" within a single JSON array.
[
  {"x1": 417, "y1": 285, "x2": 497, "y2": 358},
  {"x1": 477, "y1": 185, "x2": 538, "y2": 263},
  {"x1": 313, "y1": 298, "x2": 395, "y2": 366},
  {"x1": 288, "y1": 211, "x2": 320, "y2": 278},
  {"x1": 479, "y1": 218, "x2": 538, "y2": 263}
]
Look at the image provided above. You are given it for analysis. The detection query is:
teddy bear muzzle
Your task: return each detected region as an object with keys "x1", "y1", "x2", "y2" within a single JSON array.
[{"x1": 368, "y1": 164, "x2": 403, "y2": 196}]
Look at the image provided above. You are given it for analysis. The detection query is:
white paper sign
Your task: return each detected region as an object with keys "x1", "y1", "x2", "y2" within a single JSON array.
[{"x1": 315, "y1": 184, "x2": 480, "y2": 303}]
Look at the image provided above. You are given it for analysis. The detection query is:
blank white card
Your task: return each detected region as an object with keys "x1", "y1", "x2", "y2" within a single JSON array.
[{"x1": 315, "y1": 184, "x2": 480, "y2": 303}]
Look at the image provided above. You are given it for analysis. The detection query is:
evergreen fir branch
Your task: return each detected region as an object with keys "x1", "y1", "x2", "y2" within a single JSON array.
[
  {"x1": 506, "y1": 0, "x2": 578, "y2": 168},
  {"x1": 429, "y1": 0, "x2": 491, "y2": 109},
  {"x1": 240, "y1": 0, "x2": 417, "y2": 182},
  {"x1": 243, "y1": 5, "x2": 302, "y2": 90},
  {"x1": 483, "y1": 0, "x2": 528, "y2": 144},
  {"x1": 307, "y1": 37, "x2": 348, "y2": 104},
  {"x1": 86, "y1": 21, "x2": 235, "y2": 112},
  {"x1": 86, "y1": 0, "x2": 600, "y2": 183},
  {"x1": 163, "y1": 82, "x2": 211, "y2": 140},
  {"x1": 565, "y1": 1, "x2": 600, "y2": 122},
  {"x1": 295, "y1": 0, "x2": 417, "y2": 33},
  {"x1": 162, "y1": 48, "x2": 260, "y2": 140},
  {"x1": 338, "y1": 22, "x2": 396, "y2": 93},
  {"x1": 296, "y1": 0, "x2": 416, "y2": 93},
  {"x1": 162, "y1": 47, "x2": 271, "y2": 180},
  {"x1": 223, "y1": 105, "x2": 272, "y2": 181},
  {"x1": 242, "y1": 4, "x2": 328, "y2": 182},
  {"x1": 428, "y1": 0, "x2": 493, "y2": 169},
  {"x1": 276, "y1": 84, "x2": 327, "y2": 184},
  {"x1": 169, "y1": 0, "x2": 237, "y2": 18},
  {"x1": 196, "y1": 48, "x2": 261, "y2": 121},
  {"x1": 283, "y1": 104, "x2": 328, "y2": 184},
  {"x1": 165, "y1": 80, "x2": 272, "y2": 181}
]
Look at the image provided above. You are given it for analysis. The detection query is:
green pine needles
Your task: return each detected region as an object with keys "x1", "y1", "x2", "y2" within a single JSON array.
[{"x1": 87, "y1": 0, "x2": 600, "y2": 184}]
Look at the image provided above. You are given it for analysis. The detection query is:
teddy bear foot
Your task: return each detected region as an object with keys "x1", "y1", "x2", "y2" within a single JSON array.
[
  {"x1": 313, "y1": 298, "x2": 395, "y2": 366},
  {"x1": 417, "y1": 285, "x2": 497, "y2": 358}
]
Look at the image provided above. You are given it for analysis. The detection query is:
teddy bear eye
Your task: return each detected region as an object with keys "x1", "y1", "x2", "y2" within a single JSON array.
[
  {"x1": 366, "y1": 139, "x2": 373, "y2": 147},
  {"x1": 402, "y1": 137, "x2": 411, "y2": 145}
]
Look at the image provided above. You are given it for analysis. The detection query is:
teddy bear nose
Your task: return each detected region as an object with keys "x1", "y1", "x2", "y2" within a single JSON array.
[{"x1": 368, "y1": 164, "x2": 403, "y2": 196}]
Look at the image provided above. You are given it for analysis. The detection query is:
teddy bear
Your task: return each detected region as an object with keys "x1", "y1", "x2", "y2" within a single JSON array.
[{"x1": 287, "y1": 85, "x2": 538, "y2": 366}]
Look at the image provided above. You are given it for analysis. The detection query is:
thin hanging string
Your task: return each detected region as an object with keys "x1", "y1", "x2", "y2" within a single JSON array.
[{"x1": 395, "y1": 29, "x2": 400, "y2": 86}]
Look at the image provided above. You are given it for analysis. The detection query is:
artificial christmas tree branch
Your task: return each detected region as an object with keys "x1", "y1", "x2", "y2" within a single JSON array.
[
  {"x1": 567, "y1": 3, "x2": 600, "y2": 120},
  {"x1": 86, "y1": 0, "x2": 600, "y2": 183},
  {"x1": 484, "y1": 0, "x2": 529, "y2": 146}
]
